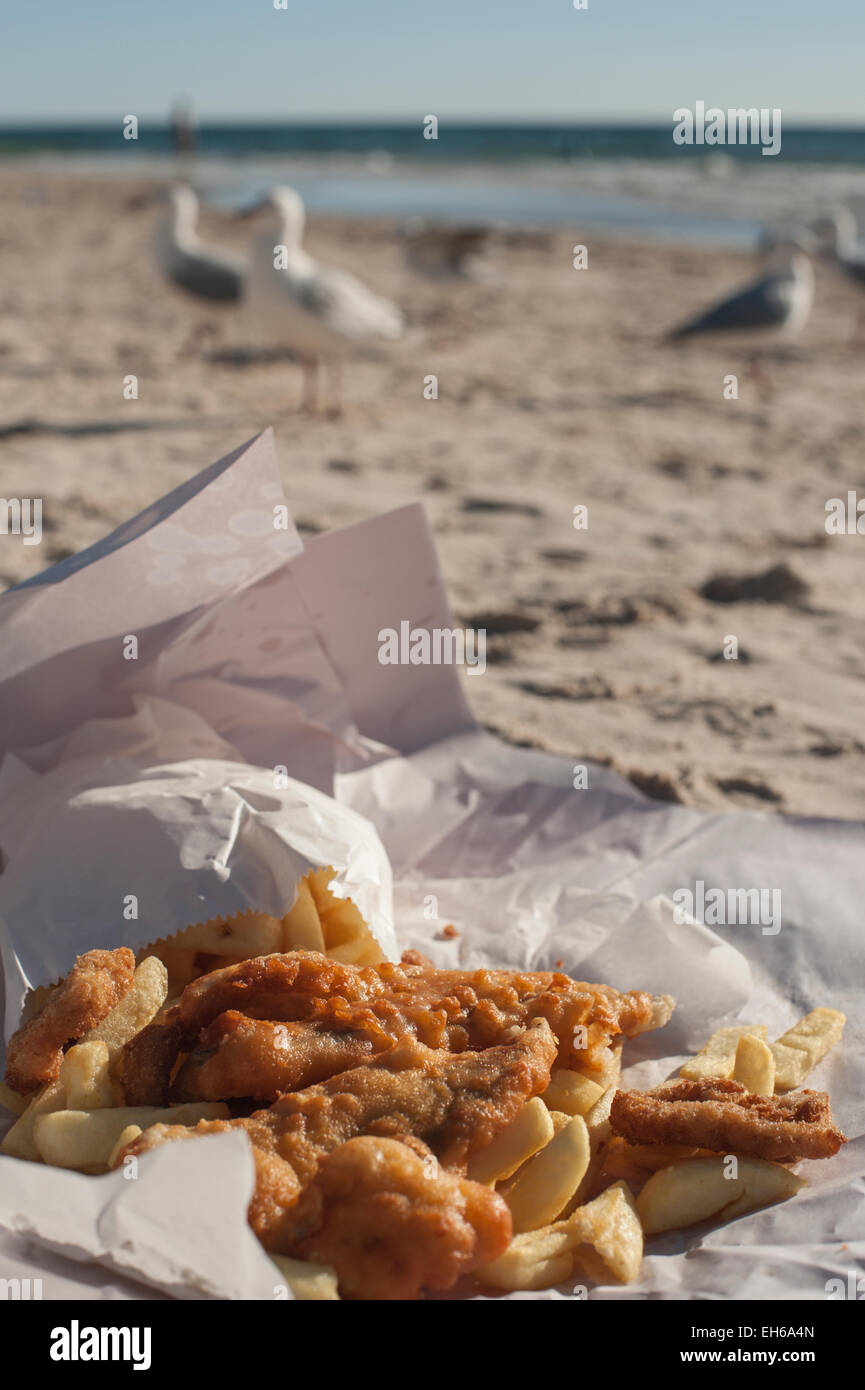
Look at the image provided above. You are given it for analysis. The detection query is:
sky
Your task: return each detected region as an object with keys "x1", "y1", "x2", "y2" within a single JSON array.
[{"x1": 2, "y1": 0, "x2": 864, "y2": 124}]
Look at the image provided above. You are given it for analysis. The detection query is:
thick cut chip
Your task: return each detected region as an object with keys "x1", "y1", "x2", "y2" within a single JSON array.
[
  {"x1": 59, "y1": 1040, "x2": 118, "y2": 1109},
  {"x1": 770, "y1": 1009, "x2": 845, "y2": 1092},
  {"x1": 306, "y1": 867, "x2": 384, "y2": 964},
  {"x1": 171, "y1": 913, "x2": 284, "y2": 960},
  {"x1": 107, "y1": 1125, "x2": 144, "y2": 1169},
  {"x1": 476, "y1": 1225, "x2": 577, "y2": 1291},
  {"x1": 637, "y1": 1155, "x2": 804, "y2": 1233},
  {"x1": 467, "y1": 1097, "x2": 554, "y2": 1185},
  {"x1": 478, "y1": 1179, "x2": 643, "y2": 1290},
  {"x1": 280, "y1": 879, "x2": 326, "y2": 953},
  {"x1": 502, "y1": 1114, "x2": 590, "y2": 1232},
  {"x1": 271, "y1": 1254, "x2": 340, "y2": 1301},
  {"x1": 542, "y1": 1069, "x2": 605, "y2": 1116},
  {"x1": 83, "y1": 956, "x2": 168, "y2": 1067},
  {"x1": 569, "y1": 1180, "x2": 643, "y2": 1283},
  {"x1": 567, "y1": 1082, "x2": 616, "y2": 1212},
  {"x1": 0, "y1": 1082, "x2": 29, "y2": 1117},
  {"x1": 0, "y1": 1079, "x2": 66, "y2": 1161},
  {"x1": 733, "y1": 1034, "x2": 775, "y2": 1096},
  {"x1": 680, "y1": 1025, "x2": 767, "y2": 1081},
  {"x1": 33, "y1": 1102, "x2": 229, "y2": 1171},
  {"x1": 156, "y1": 944, "x2": 199, "y2": 992}
]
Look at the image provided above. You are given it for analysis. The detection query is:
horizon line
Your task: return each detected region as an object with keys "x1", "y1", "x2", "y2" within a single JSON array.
[{"x1": 1, "y1": 113, "x2": 865, "y2": 129}]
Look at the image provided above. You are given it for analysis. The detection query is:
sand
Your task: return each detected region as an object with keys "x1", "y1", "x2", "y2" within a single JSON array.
[{"x1": 1, "y1": 169, "x2": 863, "y2": 819}]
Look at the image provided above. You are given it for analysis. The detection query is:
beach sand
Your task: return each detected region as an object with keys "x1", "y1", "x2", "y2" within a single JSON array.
[{"x1": 1, "y1": 169, "x2": 863, "y2": 818}]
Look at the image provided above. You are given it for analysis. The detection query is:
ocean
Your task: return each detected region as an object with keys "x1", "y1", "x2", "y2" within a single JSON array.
[{"x1": 3, "y1": 122, "x2": 865, "y2": 247}]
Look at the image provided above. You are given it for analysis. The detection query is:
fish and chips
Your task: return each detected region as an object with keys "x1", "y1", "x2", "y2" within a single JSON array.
[{"x1": 0, "y1": 867, "x2": 848, "y2": 1299}]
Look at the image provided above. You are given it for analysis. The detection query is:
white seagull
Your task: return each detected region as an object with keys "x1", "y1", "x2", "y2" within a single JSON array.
[
  {"x1": 155, "y1": 184, "x2": 246, "y2": 304},
  {"x1": 811, "y1": 206, "x2": 865, "y2": 290},
  {"x1": 668, "y1": 240, "x2": 814, "y2": 381},
  {"x1": 241, "y1": 186, "x2": 403, "y2": 412}
]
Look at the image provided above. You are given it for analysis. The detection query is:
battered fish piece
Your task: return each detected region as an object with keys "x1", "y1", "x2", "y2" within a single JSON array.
[
  {"x1": 170, "y1": 1011, "x2": 394, "y2": 1102},
  {"x1": 177, "y1": 952, "x2": 670, "y2": 1066},
  {"x1": 293, "y1": 1136, "x2": 511, "y2": 1300},
  {"x1": 120, "y1": 1019, "x2": 557, "y2": 1295},
  {"x1": 5, "y1": 948, "x2": 135, "y2": 1095},
  {"x1": 611, "y1": 1078, "x2": 846, "y2": 1164},
  {"x1": 129, "y1": 950, "x2": 672, "y2": 1103},
  {"x1": 121, "y1": 1014, "x2": 185, "y2": 1107}
]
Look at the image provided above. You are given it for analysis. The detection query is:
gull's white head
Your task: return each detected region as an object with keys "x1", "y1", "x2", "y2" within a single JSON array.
[
  {"x1": 264, "y1": 186, "x2": 306, "y2": 244},
  {"x1": 763, "y1": 234, "x2": 815, "y2": 274},
  {"x1": 810, "y1": 205, "x2": 858, "y2": 255},
  {"x1": 237, "y1": 186, "x2": 307, "y2": 246}
]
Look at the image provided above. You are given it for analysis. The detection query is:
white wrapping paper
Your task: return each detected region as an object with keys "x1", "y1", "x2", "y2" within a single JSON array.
[
  {"x1": 0, "y1": 428, "x2": 861, "y2": 1301},
  {"x1": 0, "y1": 727, "x2": 397, "y2": 1031}
]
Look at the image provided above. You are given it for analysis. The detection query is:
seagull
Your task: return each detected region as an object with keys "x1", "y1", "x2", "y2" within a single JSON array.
[
  {"x1": 155, "y1": 184, "x2": 246, "y2": 304},
  {"x1": 810, "y1": 206, "x2": 865, "y2": 289},
  {"x1": 400, "y1": 217, "x2": 494, "y2": 281},
  {"x1": 240, "y1": 186, "x2": 403, "y2": 413},
  {"x1": 668, "y1": 241, "x2": 814, "y2": 384},
  {"x1": 756, "y1": 219, "x2": 819, "y2": 259}
]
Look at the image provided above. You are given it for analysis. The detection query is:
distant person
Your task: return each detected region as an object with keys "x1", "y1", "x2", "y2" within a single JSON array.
[{"x1": 170, "y1": 101, "x2": 197, "y2": 162}]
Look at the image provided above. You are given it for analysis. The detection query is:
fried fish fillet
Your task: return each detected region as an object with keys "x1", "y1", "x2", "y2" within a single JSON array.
[
  {"x1": 128, "y1": 950, "x2": 673, "y2": 1104},
  {"x1": 292, "y1": 1135, "x2": 511, "y2": 1301},
  {"x1": 610, "y1": 1078, "x2": 846, "y2": 1163},
  {"x1": 4, "y1": 948, "x2": 135, "y2": 1095},
  {"x1": 170, "y1": 1011, "x2": 394, "y2": 1103},
  {"x1": 119, "y1": 1019, "x2": 557, "y2": 1296}
]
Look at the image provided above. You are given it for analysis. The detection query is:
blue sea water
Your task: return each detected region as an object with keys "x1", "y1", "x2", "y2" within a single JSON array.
[
  {"x1": 2, "y1": 121, "x2": 864, "y2": 165},
  {"x1": 3, "y1": 122, "x2": 865, "y2": 247}
]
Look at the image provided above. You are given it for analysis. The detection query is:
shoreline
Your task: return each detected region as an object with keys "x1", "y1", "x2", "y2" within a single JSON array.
[{"x1": 5, "y1": 152, "x2": 865, "y2": 249}]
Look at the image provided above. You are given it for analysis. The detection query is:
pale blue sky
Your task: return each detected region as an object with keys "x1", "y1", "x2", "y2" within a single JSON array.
[{"x1": 2, "y1": 0, "x2": 863, "y2": 123}]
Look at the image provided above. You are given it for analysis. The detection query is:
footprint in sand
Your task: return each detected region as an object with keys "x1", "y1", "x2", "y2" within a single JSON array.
[
  {"x1": 805, "y1": 725, "x2": 865, "y2": 758},
  {"x1": 700, "y1": 562, "x2": 809, "y2": 605},
  {"x1": 656, "y1": 456, "x2": 691, "y2": 478},
  {"x1": 556, "y1": 593, "x2": 686, "y2": 627},
  {"x1": 460, "y1": 609, "x2": 542, "y2": 635},
  {"x1": 625, "y1": 768, "x2": 689, "y2": 804},
  {"x1": 714, "y1": 776, "x2": 783, "y2": 805},
  {"x1": 649, "y1": 697, "x2": 751, "y2": 738},
  {"x1": 461, "y1": 496, "x2": 544, "y2": 518},
  {"x1": 517, "y1": 675, "x2": 616, "y2": 701},
  {"x1": 539, "y1": 547, "x2": 588, "y2": 565}
]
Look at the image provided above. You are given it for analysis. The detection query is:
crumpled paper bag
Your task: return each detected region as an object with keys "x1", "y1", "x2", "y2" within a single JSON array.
[{"x1": 0, "y1": 698, "x2": 396, "y2": 1032}]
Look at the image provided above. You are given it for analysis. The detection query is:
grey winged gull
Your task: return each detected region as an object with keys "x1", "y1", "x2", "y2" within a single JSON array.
[
  {"x1": 668, "y1": 241, "x2": 814, "y2": 385},
  {"x1": 240, "y1": 186, "x2": 403, "y2": 412},
  {"x1": 155, "y1": 185, "x2": 246, "y2": 303},
  {"x1": 670, "y1": 243, "x2": 814, "y2": 345}
]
